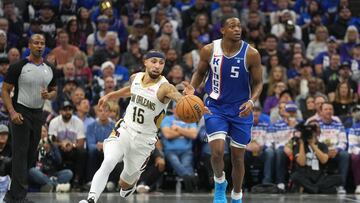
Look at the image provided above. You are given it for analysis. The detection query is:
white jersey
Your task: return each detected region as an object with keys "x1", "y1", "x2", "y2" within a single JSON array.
[{"x1": 123, "y1": 72, "x2": 169, "y2": 135}]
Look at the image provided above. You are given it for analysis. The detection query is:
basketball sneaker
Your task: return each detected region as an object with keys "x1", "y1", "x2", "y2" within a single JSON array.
[
  {"x1": 231, "y1": 199, "x2": 242, "y2": 203},
  {"x1": 79, "y1": 196, "x2": 95, "y2": 203},
  {"x1": 213, "y1": 180, "x2": 227, "y2": 203}
]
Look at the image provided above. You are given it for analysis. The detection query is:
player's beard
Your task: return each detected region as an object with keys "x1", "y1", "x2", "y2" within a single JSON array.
[{"x1": 148, "y1": 72, "x2": 160, "y2": 79}]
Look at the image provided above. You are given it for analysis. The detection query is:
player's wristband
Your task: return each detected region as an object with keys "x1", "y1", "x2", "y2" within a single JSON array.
[{"x1": 248, "y1": 99, "x2": 255, "y2": 107}]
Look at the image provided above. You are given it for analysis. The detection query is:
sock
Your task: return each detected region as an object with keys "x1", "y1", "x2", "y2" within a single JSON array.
[
  {"x1": 231, "y1": 190, "x2": 243, "y2": 200},
  {"x1": 214, "y1": 171, "x2": 226, "y2": 183}
]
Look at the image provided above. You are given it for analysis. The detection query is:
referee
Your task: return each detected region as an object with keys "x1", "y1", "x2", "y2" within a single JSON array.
[{"x1": 1, "y1": 34, "x2": 57, "y2": 202}]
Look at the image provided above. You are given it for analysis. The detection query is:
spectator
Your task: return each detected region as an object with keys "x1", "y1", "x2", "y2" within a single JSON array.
[
  {"x1": 29, "y1": 126, "x2": 73, "y2": 193},
  {"x1": 331, "y1": 82, "x2": 355, "y2": 126},
  {"x1": 136, "y1": 141, "x2": 166, "y2": 193},
  {"x1": 0, "y1": 124, "x2": 11, "y2": 176},
  {"x1": 38, "y1": 3, "x2": 63, "y2": 48},
  {"x1": 85, "y1": 105, "x2": 119, "y2": 190},
  {"x1": 71, "y1": 87, "x2": 86, "y2": 109},
  {"x1": 7, "y1": 47, "x2": 20, "y2": 64},
  {"x1": 120, "y1": 0, "x2": 146, "y2": 27},
  {"x1": 76, "y1": 7, "x2": 95, "y2": 51},
  {"x1": 161, "y1": 104, "x2": 198, "y2": 192},
  {"x1": 271, "y1": 10, "x2": 301, "y2": 40},
  {"x1": 150, "y1": 0, "x2": 182, "y2": 27},
  {"x1": 181, "y1": 0, "x2": 211, "y2": 29},
  {"x1": 313, "y1": 36, "x2": 339, "y2": 76},
  {"x1": 245, "y1": 106, "x2": 273, "y2": 184},
  {"x1": 259, "y1": 34, "x2": 285, "y2": 67},
  {"x1": 270, "y1": 101, "x2": 302, "y2": 191},
  {"x1": 211, "y1": 0, "x2": 239, "y2": 25},
  {"x1": 48, "y1": 101, "x2": 87, "y2": 189},
  {"x1": 306, "y1": 26, "x2": 328, "y2": 61},
  {"x1": 340, "y1": 26, "x2": 359, "y2": 61},
  {"x1": 301, "y1": 12, "x2": 324, "y2": 47},
  {"x1": 2, "y1": 0, "x2": 24, "y2": 37},
  {"x1": 329, "y1": 7, "x2": 355, "y2": 39},
  {"x1": 0, "y1": 30, "x2": 8, "y2": 58},
  {"x1": 317, "y1": 102, "x2": 349, "y2": 194},
  {"x1": 73, "y1": 52, "x2": 92, "y2": 86},
  {"x1": 91, "y1": 32, "x2": 120, "y2": 69},
  {"x1": 291, "y1": 122, "x2": 342, "y2": 193},
  {"x1": 302, "y1": 96, "x2": 316, "y2": 121},
  {"x1": 50, "y1": 30, "x2": 80, "y2": 68},
  {"x1": 322, "y1": 53, "x2": 341, "y2": 85},
  {"x1": 65, "y1": 17, "x2": 81, "y2": 48},
  {"x1": 326, "y1": 61, "x2": 357, "y2": 97},
  {"x1": 75, "y1": 98, "x2": 95, "y2": 135},
  {"x1": 263, "y1": 81, "x2": 287, "y2": 115},
  {"x1": 128, "y1": 19, "x2": 149, "y2": 52},
  {"x1": 348, "y1": 112, "x2": 360, "y2": 194},
  {"x1": 121, "y1": 38, "x2": 145, "y2": 74},
  {"x1": 0, "y1": 17, "x2": 19, "y2": 49},
  {"x1": 181, "y1": 25, "x2": 203, "y2": 55},
  {"x1": 86, "y1": 15, "x2": 119, "y2": 56}
]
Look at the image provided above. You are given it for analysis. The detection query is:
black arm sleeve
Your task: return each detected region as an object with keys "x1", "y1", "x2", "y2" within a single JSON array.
[
  {"x1": 4, "y1": 59, "x2": 28, "y2": 85},
  {"x1": 45, "y1": 61, "x2": 57, "y2": 88}
]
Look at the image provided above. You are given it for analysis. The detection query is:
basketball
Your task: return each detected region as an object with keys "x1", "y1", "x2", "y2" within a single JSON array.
[{"x1": 175, "y1": 95, "x2": 205, "y2": 123}]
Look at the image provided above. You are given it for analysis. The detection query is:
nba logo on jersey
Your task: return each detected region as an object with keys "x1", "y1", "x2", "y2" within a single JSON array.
[{"x1": 210, "y1": 55, "x2": 223, "y2": 99}]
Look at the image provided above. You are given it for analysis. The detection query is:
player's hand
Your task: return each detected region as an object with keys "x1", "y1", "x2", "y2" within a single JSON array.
[
  {"x1": 155, "y1": 157, "x2": 166, "y2": 172},
  {"x1": 41, "y1": 89, "x2": 50, "y2": 100},
  {"x1": 98, "y1": 95, "x2": 109, "y2": 108},
  {"x1": 10, "y1": 111, "x2": 24, "y2": 125},
  {"x1": 239, "y1": 101, "x2": 254, "y2": 117},
  {"x1": 203, "y1": 106, "x2": 211, "y2": 115},
  {"x1": 284, "y1": 146, "x2": 293, "y2": 158},
  {"x1": 96, "y1": 142, "x2": 103, "y2": 151},
  {"x1": 182, "y1": 81, "x2": 195, "y2": 95}
]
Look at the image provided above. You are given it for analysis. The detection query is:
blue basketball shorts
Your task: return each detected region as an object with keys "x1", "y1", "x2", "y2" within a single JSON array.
[{"x1": 204, "y1": 98, "x2": 253, "y2": 147}]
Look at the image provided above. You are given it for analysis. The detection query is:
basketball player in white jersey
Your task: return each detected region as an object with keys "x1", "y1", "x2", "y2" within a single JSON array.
[{"x1": 79, "y1": 50, "x2": 190, "y2": 203}]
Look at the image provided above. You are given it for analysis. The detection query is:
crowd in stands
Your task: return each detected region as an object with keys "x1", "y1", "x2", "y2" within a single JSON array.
[{"x1": 0, "y1": 0, "x2": 359, "y2": 195}]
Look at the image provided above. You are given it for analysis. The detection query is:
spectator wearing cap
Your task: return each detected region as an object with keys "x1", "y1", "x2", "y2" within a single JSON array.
[
  {"x1": 313, "y1": 36, "x2": 339, "y2": 76},
  {"x1": 120, "y1": 0, "x2": 146, "y2": 27},
  {"x1": 50, "y1": 30, "x2": 80, "y2": 69},
  {"x1": 270, "y1": 90, "x2": 303, "y2": 123},
  {"x1": 86, "y1": 15, "x2": 120, "y2": 56},
  {"x1": 128, "y1": 19, "x2": 149, "y2": 52},
  {"x1": 270, "y1": 101, "x2": 302, "y2": 191},
  {"x1": 340, "y1": 26, "x2": 360, "y2": 61},
  {"x1": 90, "y1": 0, "x2": 119, "y2": 23},
  {"x1": 326, "y1": 60, "x2": 357, "y2": 97},
  {"x1": 317, "y1": 102, "x2": 349, "y2": 194},
  {"x1": 48, "y1": 100, "x2": 87, "y2": 189},
  {"x1": 306, "y1": 26, "x2": 329, "y2": 61},
  {"x1": 38, "y1": 2, "x2": 63, "y2": 48},
  {"x1": 348, "y1": 109, "x2": 360, "y2": 194}
]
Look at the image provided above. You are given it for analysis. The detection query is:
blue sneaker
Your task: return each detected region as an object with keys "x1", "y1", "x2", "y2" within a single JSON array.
[
  {"x1": 213, "y1": 180, "x2": 228, "y2": 203},
  {"x1": 231, "y1": 199, "x2": 242, "y2": 203}
]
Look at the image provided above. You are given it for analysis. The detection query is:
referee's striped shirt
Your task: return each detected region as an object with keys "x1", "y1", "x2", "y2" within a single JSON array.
[{"x1": 4, "y1": 58, "x2": 56, "y2": 109}]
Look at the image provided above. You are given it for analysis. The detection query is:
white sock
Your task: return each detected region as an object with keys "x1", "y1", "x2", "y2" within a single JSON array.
[
  {"x1": 231, "y1": 189, "x2": 243, "y2": 200},
  {"x1": 214, "y1": 171, "x2": 226, "y2": 183},
  {"x1": 88, "y1": 158, "x2": 119, "y2": 202}
]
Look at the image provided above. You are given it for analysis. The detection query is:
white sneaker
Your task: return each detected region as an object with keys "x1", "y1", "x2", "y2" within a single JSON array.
[
  {"x1": 56, "y1": 183, "x2": 71, "y2": 193},
  {"x1": 277, "y1": 183, "x2": 285, "y2": 191},
  {"x1": 337, "y1": 186, "x2": 346, "y2": 194},
  {"x1": 355, "y1": 185, "x2": 360, "y2": 194},
  {"x1": 136, "y1": 184, "x2": 150, "y2": 193}
]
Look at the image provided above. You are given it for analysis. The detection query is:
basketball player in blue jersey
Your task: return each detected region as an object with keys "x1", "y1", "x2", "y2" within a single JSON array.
[{"x1": 184, "y1": 16, "x2": 263, "y2": 203}]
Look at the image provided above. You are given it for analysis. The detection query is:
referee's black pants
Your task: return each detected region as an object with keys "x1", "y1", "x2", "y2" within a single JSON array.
[{"x1": 6, "y1": 104, "x2": 43, "y2": 200}]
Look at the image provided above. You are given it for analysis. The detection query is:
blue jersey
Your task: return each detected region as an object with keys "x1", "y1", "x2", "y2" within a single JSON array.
[{"x1": 205, "y1": 39, "x2": 251, "y2": 104}]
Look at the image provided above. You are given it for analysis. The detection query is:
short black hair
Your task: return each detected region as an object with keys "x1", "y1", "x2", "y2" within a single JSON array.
[
  {"x1": 264, "y1": 34, "x2": 278, "y2": 42},
  {"x1": 220, "y1": 15, "x2": 238, "y2": 28}
]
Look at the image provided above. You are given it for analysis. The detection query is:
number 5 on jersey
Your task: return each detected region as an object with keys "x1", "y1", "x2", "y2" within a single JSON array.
[
  {"x1": 133, "y1": 106, "x2": 144, "y2": 124},
  {"x1": 231, "y1": 66, "x2": 239, "y2": 78}
]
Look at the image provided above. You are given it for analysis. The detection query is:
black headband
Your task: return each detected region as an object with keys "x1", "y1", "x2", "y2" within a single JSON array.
[{"x1": 145, "y1": 51, "x2": 165, "y2": 60}]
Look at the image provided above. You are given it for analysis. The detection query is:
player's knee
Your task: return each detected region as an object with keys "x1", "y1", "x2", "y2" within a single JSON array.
[
  {"x1": 231, "y1": 155, "x2": 245, "y2": 167},
  {"x1": 211, "y1": 149, "x2": 224, "y2": 160}
]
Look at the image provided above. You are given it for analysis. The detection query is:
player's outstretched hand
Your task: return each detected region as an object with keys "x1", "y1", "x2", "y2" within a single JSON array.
[
  {"x1": 239, "y1": 101, "x2": 254, "y2": 117},
  {"x1": 182, "y1": 81, "x2": 195, "y2": 95},
  {"x1": 98, "y1": 95, "x2": 109, "y2": 108}
]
